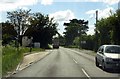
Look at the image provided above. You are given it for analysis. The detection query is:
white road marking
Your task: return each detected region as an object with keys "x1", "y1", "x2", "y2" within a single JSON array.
[
  {"x1": 73, "y1": 59, "x2": 78, "y2": 64},
  {"x1": 82, "y1": 68, "x2": 91, "y2": 79}
]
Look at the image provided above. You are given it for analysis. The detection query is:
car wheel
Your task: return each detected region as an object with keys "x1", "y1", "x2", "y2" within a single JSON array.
[
  {"x1": 95, "y1": 58, "x2": 99, "y2": 67},
  {"x1": 102, "y1": 61, "x2": 107, "y2": 71}
]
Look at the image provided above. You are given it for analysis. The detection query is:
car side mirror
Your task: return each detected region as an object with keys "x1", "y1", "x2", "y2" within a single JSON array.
[
  {"x1": 99, "y1": 51, "x2": 104, "y2": 55},
  {"x1": 99, "y1": 51, "x2": 102, "y2": 53},
  {"x1": 101, "y1": 52, "x2": 104, "y2": 55}
]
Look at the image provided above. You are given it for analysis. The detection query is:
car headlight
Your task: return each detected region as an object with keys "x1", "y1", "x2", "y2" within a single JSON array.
[{"x1": 105, "y1": 58, "x2": 113, "y2": 62}]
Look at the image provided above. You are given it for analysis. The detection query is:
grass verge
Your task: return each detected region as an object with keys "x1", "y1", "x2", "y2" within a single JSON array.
[
  {"x1": 64, "y1": 45, "x2": 78, "y2": 48},
  {"x1": 2, "y1": 46, "x2": 44, "y2": 76},
  {"x1": 71, "y1": 48, "x2": 96, "y2": 56},
  {"x1": 2, "y1": 46, "x2": 23, "y2": 76},
  {"x1": 0, "y1": 46, "x2": 2, "y2": 78}
]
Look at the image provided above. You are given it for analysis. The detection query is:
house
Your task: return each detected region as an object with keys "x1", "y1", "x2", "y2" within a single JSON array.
[{"x1": 22, "y1": 36, "x2": 33, "y2": 47}]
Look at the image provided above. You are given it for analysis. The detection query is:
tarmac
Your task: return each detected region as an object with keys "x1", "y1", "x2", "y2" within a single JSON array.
[
  {"x1": 16, "y1": 51, "x2": 51, "y2": 71},
  {"x1": 6, "y1": 50, "x2": 52, "y2": 77}
]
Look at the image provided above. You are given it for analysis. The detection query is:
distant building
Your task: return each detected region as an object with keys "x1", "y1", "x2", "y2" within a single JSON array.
[
  {"x1": 22, "y1": 36, "x2": 33, "y2": 47},
  {"x1": 22, "y1": 36, "x2": 41, "y2": 48},
  {"x1": 34, "y1": 42, "x2": 40, "y2": 48}
]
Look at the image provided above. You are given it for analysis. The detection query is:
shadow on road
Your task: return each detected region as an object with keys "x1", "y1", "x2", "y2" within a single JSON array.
[
  {"x1": 105, "y1": 69, "x2": 120, "y2": 74},
  {"x1": 98, "y1": 66, "x2": 120, "y2": 74}
]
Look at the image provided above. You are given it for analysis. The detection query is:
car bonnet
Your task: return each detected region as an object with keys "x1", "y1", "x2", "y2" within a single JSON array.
[{"x1": 104, "y1": 53, "x2": 120, "y2": 59}]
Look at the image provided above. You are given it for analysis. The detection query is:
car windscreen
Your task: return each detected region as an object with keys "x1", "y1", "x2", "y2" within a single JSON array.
[{"x1": 105, "y1": 46, "x2": 120, "y2": 53}]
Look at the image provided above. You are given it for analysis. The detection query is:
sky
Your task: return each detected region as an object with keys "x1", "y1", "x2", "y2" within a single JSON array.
[{"x1": 0, "y1": 0, "x2": 120, "y2": 35}]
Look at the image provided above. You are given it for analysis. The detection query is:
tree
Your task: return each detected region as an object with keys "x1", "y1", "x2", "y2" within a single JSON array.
[
  {"x1": 73, "y1": 37, "x2": 79, "y2": 47},
  {"x1": 63, "y1": 19, "x2": 88, "y2": 46},
  {"x1": 109, "y1": 10, "x2": 120, "y2": 44},
  {"x1": 59, "y1": 35, "x2": 65, "y2": 46},
  {"x1": 7, "y1": 9, "x2": 31, "y2": 46},
  {"x1": 96, "y1": 18, "x2": 111, "y2": 45},
  {"x1": 81, "y1": 35, "x2": 95, "y2": 50},
  {"x1": 94, "y1": 9, "x2": 120, "y2": 51},
  {"x1": 2, "y1": 21, "x2": 17, "y2": 45},
  {"x1": 24, "y1": 13, "x2": 58, "y2": 48}
]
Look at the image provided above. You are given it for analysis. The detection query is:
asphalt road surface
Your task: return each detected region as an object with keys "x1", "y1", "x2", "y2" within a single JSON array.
[{"x1": 12, "y1": 47, "x2": 120, "y2": 78}]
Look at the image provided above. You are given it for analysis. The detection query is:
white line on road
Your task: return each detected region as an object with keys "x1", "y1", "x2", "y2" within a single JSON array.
[
  {"x1": 82, "y1": 68, "x2": 91, "y2": 79},
  {"x1": 73, "y1": 59, "x2": 78, "y2": 64}
]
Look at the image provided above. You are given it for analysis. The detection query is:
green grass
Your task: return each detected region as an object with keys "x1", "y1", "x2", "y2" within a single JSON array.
[
  {"x1": 2, "y1": 46, "x2": 23, "y2": 76},
  {"x1": 2, "y1": 46, "x2": 44, "y2": 76},
  {"x1": 0, "y1": 41, "x2": 2, "y2": 78},
  {"x1": 73, "y1": 48, "x2": 96, "y2": 56},
  {"x1": 64, "y1": 45, "x2": 78, "y2": 48},
  {"x1": 31, "y1": 47, "x2": 45, "y2": 52},
  {"x1": 20, "y1": 47, "x2": 45, "y2": 55}
]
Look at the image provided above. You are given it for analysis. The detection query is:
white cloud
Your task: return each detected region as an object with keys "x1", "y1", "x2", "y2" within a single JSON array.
[
  {"x1": 52, "y1": 0, "x2": 119, "y2": 5},
  {"x1": 98, "y1": 7, "x2": 114, "y2": 19},
  {"x1": 18, "y1": 6, "x2": 29, "y2": 10},
  {"x1": 0, "y1": 0, "x2": 118, "y2": 12},
  {"x1": 83, "y1": 0, "x2": 99, "y2": 2},
  {"x1": 0, "y1": 0, "x2": 38, "y2": 12},
  {"x1": 1, "y1": 0, "x2": 18, "y2": 3},
  {"x1": 103, "y1": 0, "x2": 120, "y2": 5},
  {"x1": 86, "y1": 7, "x2": 114, "y2": 20},
  {"x1": 86, "y1": 9, "x2": 97, "y2": 19},
  {"x1": 86, "y1": 10, "x2": 96, "y2": 14},
  {"x1": 87, "y1": 24, "x2": 95, "y2": 35},
  {"x1": 49, "y1": 9, "x2": 75, "y2": 22},
  {"x1": 49, "y1": 10, "x2": 76, "y2": 35},
  {"x1": 88, "y1": 0, "x2": 120, "y2": 5},
  {"x1": 86, "y1": 7, "x2": 115, "y2": 35},
  {"x1": 41, "y1": 0, "x2": 53, "y2": 5},
  {"x1": 16, "y1": 0, "x2": 37, "y2": 6},
  {"x1": 0, "y1": 0, "x2": 54, "y2": 12},
  {"x1": 84, "y1": 0, "x2": 119, "y2": 5}
]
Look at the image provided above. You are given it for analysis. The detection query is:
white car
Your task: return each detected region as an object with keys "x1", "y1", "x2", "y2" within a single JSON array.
[{"x1": 95, "y1": 45, "x2": 120, "y2": 70}]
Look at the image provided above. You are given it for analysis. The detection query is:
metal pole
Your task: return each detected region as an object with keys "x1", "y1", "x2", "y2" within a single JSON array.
[
  {"x1": 79, "y1": 31, "x2": 80, "y2": 49},
  {"x1": 118, "y1": 1, "x2": 120, "y2": 9},
  {"x1": 95, "y1": 10, "x2": 99, "y2": 51},
  {"x1": 96, "y1": 10, "x2": 98, "y2": 24}
]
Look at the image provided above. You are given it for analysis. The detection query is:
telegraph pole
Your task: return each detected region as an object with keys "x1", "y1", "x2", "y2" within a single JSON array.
[
  {"x1": 118, "y1": 0, "x2": 120, "y2": 9},
  {"x1": 96, "y1": 10, "x2": 98, "y2": 24},
  {"x1": 94, "y1": 10, "x2": 99, "y2": 51}
]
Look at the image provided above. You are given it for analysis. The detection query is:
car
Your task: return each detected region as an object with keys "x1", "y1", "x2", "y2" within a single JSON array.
[{"x1": 95, "y1": 45, "x2": 120, "y2": 70}]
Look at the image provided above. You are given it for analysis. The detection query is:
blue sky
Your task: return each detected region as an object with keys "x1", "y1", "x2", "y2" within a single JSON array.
[{"x1": 0, "y1": 0, "x2": 119, "y2": 35}]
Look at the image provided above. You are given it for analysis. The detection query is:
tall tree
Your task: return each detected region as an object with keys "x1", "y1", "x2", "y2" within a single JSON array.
[
  {"x1": 7, "y1": 9, "x2": 31, "y2": 35},
  {"x1": 94, "y1": 9, "x2": 120, "y2": 50},
  {"x1": 7, "y1": 9, "x2": 31, "y2": 46},
  {"x1": 63, "y1": 19, "x2": 88, "y2": 46},
  {"x1": 109, "y1": 10, "x2": 120, "y2": 44},
  {"x1": 2, "y1": 21, "x2": 17, "y2": 45},
  {"x1": 24, "y1": 13, "x2": 58, "y2": 48}
]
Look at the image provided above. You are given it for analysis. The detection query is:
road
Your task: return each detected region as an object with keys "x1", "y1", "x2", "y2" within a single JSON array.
[{"x1": 12, "y1": 47, "x2": 120, "y2": 78}]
